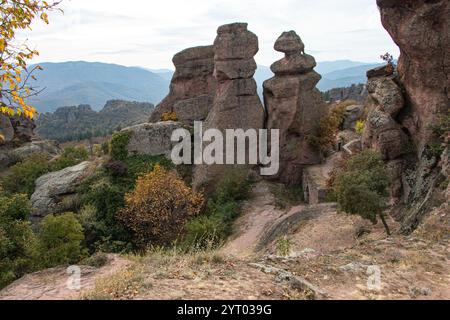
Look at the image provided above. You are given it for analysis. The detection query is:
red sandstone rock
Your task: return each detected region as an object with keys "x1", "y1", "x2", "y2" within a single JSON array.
[
  {"x1": 264, "y1": 31, "x2": 326, "y2": 185},
  {"x1": 149, "y1": 46, "x2": 216, "y2": 125},
  {"x1": 193, "y1": 23, "x2": 265, "y2": 193}
]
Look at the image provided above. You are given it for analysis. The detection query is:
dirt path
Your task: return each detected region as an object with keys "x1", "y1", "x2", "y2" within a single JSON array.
[
  {"x1": 220, "y1": 181, "x2": 303, "y2": 259},
  {"x1": 0, "y1": 255, "x2": 128, "y2": 300}
]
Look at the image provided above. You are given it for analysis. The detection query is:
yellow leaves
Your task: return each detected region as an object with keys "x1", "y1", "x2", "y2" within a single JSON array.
[
  {"x1": 161, "y1": 112, "x2": 179, "y2": 122},
  {"x1": 118, "y1": 164, "x2": 204, "y2": 247},
  {"x1": 0, "y1": 106, "x2": 15, "y2": 117},
  {"x1": 1, "y1": 1, "x2": 59, "y2": 121},
  {"x1": 40, "y1": 12, "x2": 49, "y2": 24}
]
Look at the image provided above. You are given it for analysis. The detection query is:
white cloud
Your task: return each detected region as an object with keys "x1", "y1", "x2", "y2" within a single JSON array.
[{"x1": 19, "y1": 0, "x2": 400, "y2": 69}]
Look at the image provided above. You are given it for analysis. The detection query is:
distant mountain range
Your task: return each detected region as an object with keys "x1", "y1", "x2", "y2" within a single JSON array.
[
  {"x1": 28, "y1": 62, "x2": 169, "y2": 113},
  {"x1": 28, "y1": 60, "x2": 384, "y2": 113}
]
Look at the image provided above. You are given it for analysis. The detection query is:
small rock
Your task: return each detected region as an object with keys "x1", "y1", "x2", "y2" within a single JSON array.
[{"x1": 366, "y1": 65, "x2": 394, "y2": 78}]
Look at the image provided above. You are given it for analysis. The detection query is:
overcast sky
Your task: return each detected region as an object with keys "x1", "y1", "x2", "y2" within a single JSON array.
[{"x1": 20, "y1": 0, "x2": 400, "y2": 69}]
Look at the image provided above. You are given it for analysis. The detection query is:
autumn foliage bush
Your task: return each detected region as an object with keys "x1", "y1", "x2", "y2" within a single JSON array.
[
  {"x1": 309, "y1": 101, "x2": 356, "y2": 153},
  {"x1": 161, "y1": 111, "x2": 179, "y2": 122},
  {"x1": 118, "y1": 165, "x2": 204, "y2": 248}
]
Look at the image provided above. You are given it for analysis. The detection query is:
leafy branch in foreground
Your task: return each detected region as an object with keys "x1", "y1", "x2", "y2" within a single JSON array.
[{"x1": 0, "y1": 0, "x2": 62, "y2": 120}]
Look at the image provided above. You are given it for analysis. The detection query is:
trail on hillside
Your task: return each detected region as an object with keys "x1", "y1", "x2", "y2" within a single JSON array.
[
  {"x1": 221, "y1": 181, "x2": 304, "y2": 259},
  {"x1": 1, "y1": 180, "x2": 448, "y2": 300}
]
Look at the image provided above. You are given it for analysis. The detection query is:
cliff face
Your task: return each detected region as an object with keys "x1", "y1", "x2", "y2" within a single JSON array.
[
  {"x1": 377, "y1": 0, "x2": 449, "y2": 150},
  {"x1": 149, "y1": 46, "x2": 216, "y2": 125},
  {"x1": 376, "y1": 0, "x2": 450, "y2": 233}
]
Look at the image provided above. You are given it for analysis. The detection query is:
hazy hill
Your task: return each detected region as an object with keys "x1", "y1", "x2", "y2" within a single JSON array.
[
  {"x1": 29, "y1": 62, "x2": 169, "y2": 113},
  {"x1": 317, "y1": 62, "x2": 389, "y2": 91},
  {"x1": 36, "y1": 100, "x2": 154, "y2": 142},
  {"x1": 315, "y1": 60, "x2": 370, "y2": 75},
  {"x1": 28, "y1": 60, "x2": 381, "y2": 113}
]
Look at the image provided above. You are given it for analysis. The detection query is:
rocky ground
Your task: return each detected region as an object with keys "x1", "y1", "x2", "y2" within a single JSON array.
[{"x1": 1, "y1": 181, "x2": 447, "y2": 301}]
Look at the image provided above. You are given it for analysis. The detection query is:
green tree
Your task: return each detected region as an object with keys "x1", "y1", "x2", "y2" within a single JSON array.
[
  {"x1": 0, "y1": 191, "x2": 38, "y2": 288},
  {"x1": 333, "y1": 150, "x2": 391, "y2": 235},
  {"x1": 1, "y1": 152, "x2": 50, "y2": 196},
  {"x1": 37, "y1": 213, "x2": 86, "y2": 267}
]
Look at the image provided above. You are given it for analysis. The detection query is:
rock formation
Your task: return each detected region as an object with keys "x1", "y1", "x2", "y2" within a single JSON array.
[
  {"x1": 31, "y1": 161, "x2": 98, "y2": 220},
  {"x1": 325, "y1": 84, "x2": 368, "y2": 104},
  {"x1": 193, "y1": 23, "x2": 265, "y2": 193},
  {"x1": 342, "y1": 104, "x2": 365, "y2": 131},
  {"x1": 0, "y1": 114, "x2": 59, "y2": 168},
  {"x1": 122, "y1": 121, "x2": 184, "y2": 158},
  {"x1": 362, "y1": 66, "x2": 407, "y2": 201},
  {"x1": 0, "y1": 114, "x2": 35, "y2": 145},
  {"x1": 36, "y1": 101, "x2": 155, "y2": 142},
  {"x1": 149, "y1": 46, "x2": 216, "y2": 125},
  {"x1": 263, "y1": 31, "x2": 326, "y2": 185},
  {"x1": 375, "y1": 0, "x2": 449, "y2": 233}
]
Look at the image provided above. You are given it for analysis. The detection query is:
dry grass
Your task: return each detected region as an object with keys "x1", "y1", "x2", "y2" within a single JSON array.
[{"x1": 81, "y1": 248, "x2": 229, "y2": 300}]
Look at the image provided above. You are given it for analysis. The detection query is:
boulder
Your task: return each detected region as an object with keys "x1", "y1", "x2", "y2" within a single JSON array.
[
  {"x1": 149, "y1": 46, "x2": 216, "y2": 125},
  {"x1": 9, "y1": 116, "x2": 35, "y2": 144},
  {"x1": 363, "y1": 76, "x2": 406, "y2": 161},
  {"x1": 367, "y1": 77, "x2": 404, "y2": 117},
  {"x1": 274, "y1": 31, "x2": 305, "y2": 55},
  {"x1": 123, "y1": 121, "x2": 185, "y2": 158},
  {"x1": 342, "y1": 105, "x2": 365, "y2": 131},
  {"x1": 0, "y1": 140, "x2": 60, "y2": 168},
  {"x1": 193, "y1": 23, "x2": 265, "y2": 193},
  {"x1": 366, "y1": 65, "x2": 394, "y2": 79},
  {"x1": 31, "y1": 161, "x2": 97, "y2": 219},
  {"x1": 264, "y1": 30, "x2": 326, "y2": 185},
  {"x1": 270, "y1": 53, "x2": 316, "y2": 76}
]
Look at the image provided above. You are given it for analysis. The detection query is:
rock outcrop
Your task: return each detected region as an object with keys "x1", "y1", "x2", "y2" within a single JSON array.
[
  {"x1": 0, "y1": 114, "x2": 35, "y2": 145},
  {"x1": 376, "y1": 0, "x2": 449, "y2": 232},
  {"x1": 377, "y1": 0, "x2": 449, "y2": 151},
  {"x1": 36, "y1": 101, "x2": 155, "y2": 142},
  {"x1": 362, "y1": 67, "x2": 407, "y2": 201},
  {"x1": 1, "y1": 114, "x2": 59, "y2": 168},
  {"x1": 0, "y1": 140, "x2": 60, "y2": 168},
  {"x1": 263, "y1": 31, "x2": 326, "y2": 185},
  {"x1": 149, "y1": 46, "x2": 216, "y2": 125},
  {"x1": 342, "y1": 104, "x2": 365, "y2": 131},
  {"x1": 193, "y1": 23, "x2": 265, "y2": 193},
  {"x1": 122, "y1": 121, "x2": 184, "y2": 158},
  {"x1": 0, "y1": 114, "x2": 15, "y2": 142},
  {"x1": 324, "y1": 84, "x2": 368, "y2": 104},
  {"x1": 31, "y1": 161, "x2": 97, "y2": 220}
]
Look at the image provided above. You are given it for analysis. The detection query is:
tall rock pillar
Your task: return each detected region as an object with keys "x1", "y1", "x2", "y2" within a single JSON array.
[
  {"x1": 264, "y1": 31, "x2": 326, "y2": 185},
  {"x1": 193, "y1": 23, "x2": 265, "y2": 193}
]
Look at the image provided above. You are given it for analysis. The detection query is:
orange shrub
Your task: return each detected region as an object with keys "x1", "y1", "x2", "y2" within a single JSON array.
[
  {"x1": 118, "y1": 164, "x2": 203, "y2": 248},
  {"x1": 161, "y1": 111, "x2": 179, "y2": 122}
]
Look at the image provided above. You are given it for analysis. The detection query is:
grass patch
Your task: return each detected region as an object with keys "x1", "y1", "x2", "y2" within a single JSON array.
[
  {"x1": 270, "y1": 184, "x2": 304, "y2": 209},
  {"x1": 183, "y1": 169, "x2": 254, "y2": 249}
]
